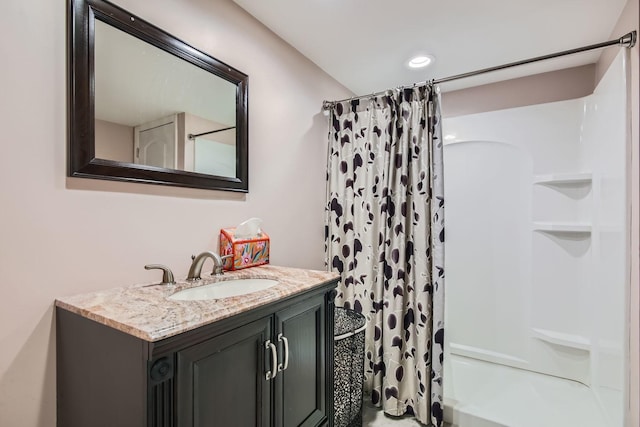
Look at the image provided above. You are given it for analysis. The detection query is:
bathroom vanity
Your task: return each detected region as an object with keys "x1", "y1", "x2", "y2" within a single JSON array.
[{"x1": 56, "y1": 265, "x2": 339, "y2": 427}]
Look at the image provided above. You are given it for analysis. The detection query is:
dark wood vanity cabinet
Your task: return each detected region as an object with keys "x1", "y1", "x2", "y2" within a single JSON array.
[
  {"x1": 274, "y1": 296, "x2": 328, "y2": 427},
  {"x1": 57, "y1": 283, "x2": 337, "y2": 427},
  {"x1": 176, "y1": 317, "x2": 273, "y2": 426}
]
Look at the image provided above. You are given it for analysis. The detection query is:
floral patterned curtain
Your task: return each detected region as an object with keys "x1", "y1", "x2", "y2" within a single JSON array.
[{"x1": 325, "y1": 85, "x2": 445, "y2": 426}]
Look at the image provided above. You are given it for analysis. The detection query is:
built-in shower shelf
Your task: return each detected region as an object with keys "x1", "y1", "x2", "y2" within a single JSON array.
[
  {"x1": 449, "y1": 342, "x2": 529, "y2": 367},
  {"x1": 531, "y1": 328, "x2": 591, "y2": 351},
  {"x1": 533, "y1": 172, "x2": 592, "y2": 185},
  {"x1": 533, "y1": 222, "x2": 592, "y2": 233}
]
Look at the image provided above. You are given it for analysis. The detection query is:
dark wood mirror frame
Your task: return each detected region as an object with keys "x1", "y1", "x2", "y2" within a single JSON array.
[{"x1": 69, "y1": 0, "x2": 249, "y2": 192}]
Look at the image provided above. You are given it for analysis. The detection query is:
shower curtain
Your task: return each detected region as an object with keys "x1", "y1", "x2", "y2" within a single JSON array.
[{"x1": 325, "y1": 85, "x2": 445, "y2": 426}]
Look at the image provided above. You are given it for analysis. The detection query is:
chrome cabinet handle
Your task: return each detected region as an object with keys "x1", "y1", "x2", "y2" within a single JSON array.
[
  {"x1": 265, "y1": 340, "x2": 278, "y2": 380},
  {"x1": 277, "y1": 333, "x2": 289, "y2": 372}
]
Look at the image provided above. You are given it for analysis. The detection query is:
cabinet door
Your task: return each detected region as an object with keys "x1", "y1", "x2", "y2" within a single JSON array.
[
  {"x1": 274, "y1": 296, "x2": 327, "y2": 427},
  {"x1": 176, "y1": 317, "x2": 273, "y2": 427}
]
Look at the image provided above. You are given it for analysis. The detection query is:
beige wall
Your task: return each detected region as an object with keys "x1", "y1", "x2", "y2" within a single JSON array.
[
  {"x1": 441, "y1": 64, "x2": 596, "y2": 117},
  {"x1": 1, "y1": 0, "x2": 636, "y2": 426},
  {"x1": 95, "y1": 119, "x2": 135, "y2": 163},
  {"x1": 0, "y1": 0, "x2": 351, "y2": 425}
]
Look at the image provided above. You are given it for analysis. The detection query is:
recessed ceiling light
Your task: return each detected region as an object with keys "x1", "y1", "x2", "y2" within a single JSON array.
[{"x1": 407, "y1": 55, "x2": 434, "y2": 69}]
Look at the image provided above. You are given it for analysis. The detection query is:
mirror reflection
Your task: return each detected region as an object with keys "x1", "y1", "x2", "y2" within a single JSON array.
[{"x1": 93, "y1": 20, "x2": 237, "y2": 178}]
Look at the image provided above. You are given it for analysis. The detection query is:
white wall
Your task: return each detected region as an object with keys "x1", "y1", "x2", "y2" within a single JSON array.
[
  {"x1": 581, "y1": 51, "x2": 630, "y2": 422},
  {"x1": 443, "y1": 99, "x2": 589, "y2": 382},
  {"x1": 443, "y1": 139, "x2": 534, "y2": 367},
  {"x1": 599, "y1": 3, "x2": 640, "y2": 424},
  {"x1": 0, "y1": 0, "x2": 352, "y2": 425},
  {"x1": 442, "y1": 51, "x2": 630, "y2": 424},
  {"x1": 440, "y1": 1, "x2": 640, "y2": 422}
]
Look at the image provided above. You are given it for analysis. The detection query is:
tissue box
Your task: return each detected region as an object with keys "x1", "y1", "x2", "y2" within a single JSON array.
[{"x1": 219, "y1": 227, "x2": 270, "y2": 271}]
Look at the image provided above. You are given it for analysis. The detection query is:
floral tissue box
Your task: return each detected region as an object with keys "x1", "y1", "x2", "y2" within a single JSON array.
[{"x1": 219, "y1": 227, "x2": 270, "y2": 271}]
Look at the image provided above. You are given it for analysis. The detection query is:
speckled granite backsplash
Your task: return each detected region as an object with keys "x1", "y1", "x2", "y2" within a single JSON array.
[{"x1": 55, "y1": 265, "x2": 339, "y2": 342}]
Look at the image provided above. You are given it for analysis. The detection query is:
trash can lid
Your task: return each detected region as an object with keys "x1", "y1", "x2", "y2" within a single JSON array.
[{"x1": 334, "y1": 307, "x2": 366, "y2": 336}]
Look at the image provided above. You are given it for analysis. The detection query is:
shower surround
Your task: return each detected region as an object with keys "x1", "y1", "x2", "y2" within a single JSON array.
[{"x1": 441, "y1": 51, "x2": 630, "y2": 426}]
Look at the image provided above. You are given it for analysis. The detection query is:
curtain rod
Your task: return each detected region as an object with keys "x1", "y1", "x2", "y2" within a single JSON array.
[
  {"x1": 188, "y1": 126, "x2": 235, "y2": 140},
  {"x1": 322, "y1": 31, "x2": 637, "y2": 110}
]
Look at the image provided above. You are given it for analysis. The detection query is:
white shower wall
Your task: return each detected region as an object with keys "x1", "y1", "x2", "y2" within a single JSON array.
[
  {"x1": 442, "y1": 51, "x2": 629, "y2": 424},
  {"x1": 580, "y1": 50, "x2": 629, "y2": 412}
]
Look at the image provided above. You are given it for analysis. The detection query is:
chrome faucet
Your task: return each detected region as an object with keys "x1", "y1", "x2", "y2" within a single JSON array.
[
  {"x1": 187, "y1": 251, "x2": 227, "y2": 280},
  {"x1": 144, "y1": 264, "x2": 176, "y2": 285}
]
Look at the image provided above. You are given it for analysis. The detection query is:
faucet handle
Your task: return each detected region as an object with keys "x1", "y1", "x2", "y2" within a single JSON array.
[
  {"x1": 211, "y1": 254, "x2": 233, "y2": 276},
  {"x1": 144, "y1": 264, "x2": 176, "y2": 285}
]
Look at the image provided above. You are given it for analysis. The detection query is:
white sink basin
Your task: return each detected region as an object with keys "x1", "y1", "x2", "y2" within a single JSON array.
[{"x1": 168, "y1": 278, "x2": 278, "y2": 301}]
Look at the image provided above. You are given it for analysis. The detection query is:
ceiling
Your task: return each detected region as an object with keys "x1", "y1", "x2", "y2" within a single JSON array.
[
  {"x1": 95, "y1": 20, "x2": 236, "y2": 127},
  {"x1": 232, "y1": 0, "x2": 628, "y2": 94}
]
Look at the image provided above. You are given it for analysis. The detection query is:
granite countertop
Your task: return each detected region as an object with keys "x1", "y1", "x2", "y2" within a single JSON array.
[{"x1": 55, "y1": 265, "x2": 339, "y2": 342}]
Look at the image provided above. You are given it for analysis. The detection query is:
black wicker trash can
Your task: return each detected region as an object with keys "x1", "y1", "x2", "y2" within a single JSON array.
[{"x1": 334, "y1": 307, "x2": 366, "y2": 427}]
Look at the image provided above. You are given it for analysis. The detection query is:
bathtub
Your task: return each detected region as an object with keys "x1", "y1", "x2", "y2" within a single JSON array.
[{"x1": 443, "y1": 355, "x2": 618, "y2": 427}]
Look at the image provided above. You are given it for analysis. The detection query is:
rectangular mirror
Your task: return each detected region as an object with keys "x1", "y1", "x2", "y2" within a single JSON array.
[{"x1": 69, "y1": 0, "x2": 249, "y2": 192}]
